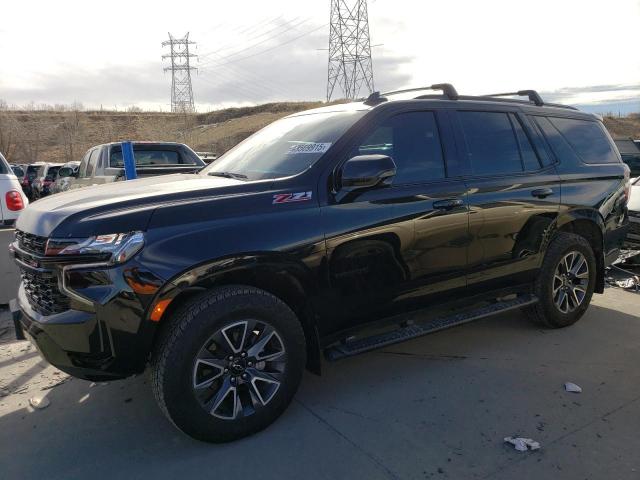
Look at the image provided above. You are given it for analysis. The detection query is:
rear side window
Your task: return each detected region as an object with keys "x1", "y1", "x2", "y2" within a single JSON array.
[
  {"x1": 78, "y1": 151, "x2": 91, "y2": 178},
  {"x1": 458, "y1": 111, "x2": 523, "y2": 176},
  {"x1": 356, "y1": 111, "x2": 445, "y2": 184},
  {"x1": 538, "y1": 116, "x2": 619, "y2": 164}
]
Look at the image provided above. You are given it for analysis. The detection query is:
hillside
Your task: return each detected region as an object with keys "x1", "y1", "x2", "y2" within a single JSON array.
[{"x1": 0, "y1": 103, "x2": 638, "y2": 164}]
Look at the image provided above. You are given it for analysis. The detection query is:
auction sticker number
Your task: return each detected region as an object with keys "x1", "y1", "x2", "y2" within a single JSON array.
[{"x1": 287, "y1": 142, "x2": 332, "y2": 154}]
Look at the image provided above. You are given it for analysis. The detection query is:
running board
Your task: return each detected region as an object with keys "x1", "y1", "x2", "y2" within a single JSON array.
[{"x1": 324, "y1": 294, "x2": 538, "y2": 361}]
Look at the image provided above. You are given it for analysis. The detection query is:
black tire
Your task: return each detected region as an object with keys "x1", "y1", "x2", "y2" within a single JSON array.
[
  {"x1": 151, "y1": 285, "x2": 306, "y2": 443},
  {"x1": 523, "y1": 232, "x2": 597, "y2": 328}
]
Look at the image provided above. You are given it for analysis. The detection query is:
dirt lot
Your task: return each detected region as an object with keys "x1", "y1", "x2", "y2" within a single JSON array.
[{"x1": 1, "y1": 287, "x2": 639, "y2": 480}]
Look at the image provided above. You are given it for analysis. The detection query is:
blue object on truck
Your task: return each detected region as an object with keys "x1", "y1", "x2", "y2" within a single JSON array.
[{"x1": 122, "y1": 141, "x2": 137, "y2": 180}]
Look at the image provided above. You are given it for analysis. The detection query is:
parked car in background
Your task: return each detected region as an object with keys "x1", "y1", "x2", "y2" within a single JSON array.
[
  {"x1": 20, "y1": 163, "x2": 45, "y2": 200},
  {"x1": 10, "y1": 164, "x2": 26, "y2": 183},
  {"x1": 626, "y1": 176, "x2": 640, "y2": 248},
  {"x1": 51, "y1": 161, "x2": 80, "y2": 194},
  {"x1": 31, "y1": 163, "x2": 63, "y2": 200},
  {"x1": 66, "y1": 142, "x2": 205, "y2": 191},
  {"x1": 11, "y1": 85, "x2": 630, "y2": 442},
  {"x1": 613, "y1": 138, "x2": 640, "y2": 178},
  {"x1": 196, "y1": 151, "x2": 218, "y2": 164},
  {"x1": 0, "y1": 153, "x2": 28, "y2": 226}
]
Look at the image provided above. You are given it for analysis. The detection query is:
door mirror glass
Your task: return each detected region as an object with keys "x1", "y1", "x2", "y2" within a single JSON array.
[
  {"x1": 57, "y1": 167, "x2": 73, "y2": 178},
  {"x1": 341, "y1": 155, "x2": 396, "y2": 190}
]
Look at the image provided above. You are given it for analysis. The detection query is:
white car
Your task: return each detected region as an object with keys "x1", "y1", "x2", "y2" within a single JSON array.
[
  {"x1": 627, "y1": 176, "x2": 640, "y2": 248},
  {"x1": 0, "y1": 152, "x2": 29, "y2": 226}
]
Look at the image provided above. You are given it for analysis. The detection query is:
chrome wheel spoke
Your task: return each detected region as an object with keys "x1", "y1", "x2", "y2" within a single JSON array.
[
  {"x1": 553, "y1": 251, "x2": 590, "y2": 313},
  {"x1": 220, "y1": 321, "x2": 248, "y2": 354},
  {"x1": 247, "y1": 327, "x2": 285, "y2": 362},
  {"x1": 207, "y1": 377, "x2": 239, "y2": 419},
  {"x1": 247, "y1": 369, "x2": 281, "y2": 406},
  {"x1": 193, "y1": 358, "x2": 225, "y2": 389}
]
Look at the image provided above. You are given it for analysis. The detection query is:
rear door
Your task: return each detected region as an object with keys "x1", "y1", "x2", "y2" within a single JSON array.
[
  {"x1": 452, "y1": 109, "x2": 561, "y2": 292},
  {"x1": 320, "y1": 109, "x2": 469, "y2": 335},
  {"x1": 71, "y1": 148, "x2": 100, "y2": 189}
]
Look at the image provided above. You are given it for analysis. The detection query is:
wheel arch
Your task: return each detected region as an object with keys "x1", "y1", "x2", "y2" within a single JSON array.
[
  {"x1": 149, "y1": 254, "x2": 323, "y2": 375},
  {"x1": 555, "y1": 210, "x2": 605, "y2": 293}
]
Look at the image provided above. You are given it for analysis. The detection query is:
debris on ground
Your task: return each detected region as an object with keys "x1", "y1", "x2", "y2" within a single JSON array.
[
  {"x1": 29, "y1": 396, "x2": 50, "y2": 409},
  {"x1": 564, "y1": 382, "x2": 583, "y2": 393},
  {"x1": 504, "y1": 437, "x2": 541, "y2": 451}
]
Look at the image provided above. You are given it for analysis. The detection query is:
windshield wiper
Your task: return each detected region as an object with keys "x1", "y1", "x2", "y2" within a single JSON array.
[{"x1": 207, "y1": 171, "x2": 248, "y2": 180}]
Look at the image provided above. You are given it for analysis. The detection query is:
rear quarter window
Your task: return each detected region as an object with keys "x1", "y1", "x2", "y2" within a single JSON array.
[{"x1": 537, "y1": 116, "x2": 619, "y2": 164}]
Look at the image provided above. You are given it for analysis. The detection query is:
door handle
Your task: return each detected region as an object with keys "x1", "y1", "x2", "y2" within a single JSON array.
[
  {"x1": 433, "y1": 198, "x2": 464, "y2": 210},
  {"x1": 531, "y1": 188, "x2": 554, "y2": 199}
]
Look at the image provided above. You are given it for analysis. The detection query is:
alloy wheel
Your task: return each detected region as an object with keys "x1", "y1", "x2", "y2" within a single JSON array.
[
  {"x1": 192, "y1": 320, "x2": 286, "y2": 420},
  {"x1": 552, "y1": 251, "x2": 589, "y2": 314}
]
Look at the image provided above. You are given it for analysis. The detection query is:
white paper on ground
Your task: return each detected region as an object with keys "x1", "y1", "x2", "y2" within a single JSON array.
[
  {"x1": 504, "y1": 437, "x2": 541, "y2": 451},
  {"x1": 564, "y1": 382, "x2": 583, "y2": 393}
]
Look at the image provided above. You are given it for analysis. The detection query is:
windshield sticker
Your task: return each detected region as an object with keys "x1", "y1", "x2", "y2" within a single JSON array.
[
  {"x1": 273, "y1": 191, "x2": 313, "y2": 204},
  {"x1": 287, "y1": 142, "x2": 332, "y2": 155}
]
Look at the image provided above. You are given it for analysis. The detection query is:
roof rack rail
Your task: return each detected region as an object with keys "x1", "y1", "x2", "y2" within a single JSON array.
[
  {"x1": 381, "y1": 83, "x2": 459, "y2": 100},
  {"x1": 483, "y1": 90, "x2": 544, "y2": 106}
]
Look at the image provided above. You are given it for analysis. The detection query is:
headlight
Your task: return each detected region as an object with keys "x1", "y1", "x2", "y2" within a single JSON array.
[{"x1": 45, "y1": 231, "x2": 145, "y2": 264}]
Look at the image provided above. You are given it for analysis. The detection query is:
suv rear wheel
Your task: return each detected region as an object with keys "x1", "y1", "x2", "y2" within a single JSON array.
[
  {"x1": 523, "y1": 232, "x2": 597, "y2": 328},
  {"x1": 151, "y1": 285, "x2": 306, "y2": 442}
]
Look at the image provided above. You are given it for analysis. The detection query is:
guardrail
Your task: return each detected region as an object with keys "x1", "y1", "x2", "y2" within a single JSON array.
[{"x1": 0, "y1": 228, "x2": 19, "y2": 305}]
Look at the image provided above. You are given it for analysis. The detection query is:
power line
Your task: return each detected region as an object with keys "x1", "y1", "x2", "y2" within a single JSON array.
[
  {"x1": 162, "y1": 32, "x2": 197, "y2": 113},
  {"x1": 198, "y1": 17, "x2": 313, "y2": 69},
  {"x1": 199, "y1": 16, "x2": 307, "y2": 61},
  {"x1": 327, "y1": 0, "x2": 375, "y2": 101}
]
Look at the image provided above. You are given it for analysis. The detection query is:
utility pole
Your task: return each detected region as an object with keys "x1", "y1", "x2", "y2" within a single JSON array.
[
  {"x1": 162, "y1": 33, "x2": 197, "y2": 113},
  {"x1": 326, "y1": 0, "x2": 374, "y2": 101}
]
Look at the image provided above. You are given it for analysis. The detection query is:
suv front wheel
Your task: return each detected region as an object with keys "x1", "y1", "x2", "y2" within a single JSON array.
[
  {"x1": 151, "y1": 285, "x2": 306, "y2": 442},
  {"x1": 524, "y1": 232, "x2": 597, "y2": 328}
]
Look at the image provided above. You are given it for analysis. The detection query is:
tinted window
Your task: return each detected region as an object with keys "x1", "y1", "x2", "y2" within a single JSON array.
[
  {"x1": 509, "y1": 114, "x2": 541, "y2": 171},
  {"x1": 12, "y1": 166, "x2": 25, "y2": 177},
  {"x1": 356, "y1": 111, "x2": 445, "y2": 184},
  {"x1": 86, "y1": 149, "x2": 100, "y2": 176},
  {"x1": 546, "y1": 117, "x2": 618, "y2": 164},
  {"x1": 46, "y1": 166, "x2": 60, "y2": 179},
  {"x1": 78, "y1": 151, "x2": 91, "y2": 178},
  {"x1": 459, "y1": 111, "x2": 523, "y2": 176}
]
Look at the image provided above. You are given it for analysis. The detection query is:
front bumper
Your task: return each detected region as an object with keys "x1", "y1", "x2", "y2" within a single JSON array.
[{"x1": 13, "y1": 244, "x2": 167, "y2": 381}]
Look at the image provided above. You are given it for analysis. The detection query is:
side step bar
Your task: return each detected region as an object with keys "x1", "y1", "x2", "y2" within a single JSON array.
[{"x1": 324, "y1": 294, "x2": 538, "y2": 361}]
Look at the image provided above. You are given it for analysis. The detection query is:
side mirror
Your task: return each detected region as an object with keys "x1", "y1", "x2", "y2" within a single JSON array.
[
  {"x1": 340, "y1": 155, "x2": 396, "y2": 190},
  {"x1": 57, "y1": 167, "x2": 74, "y2": 178}
]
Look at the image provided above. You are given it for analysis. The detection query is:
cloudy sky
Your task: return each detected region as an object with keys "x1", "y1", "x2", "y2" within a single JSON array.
[{"x1": 0, "y1": 0, "x2": 638, "y2": 113}]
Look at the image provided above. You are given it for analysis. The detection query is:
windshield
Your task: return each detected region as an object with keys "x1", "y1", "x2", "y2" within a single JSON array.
[{"x1": 201, "y1": 110, "x2": 365, "y2": 181}]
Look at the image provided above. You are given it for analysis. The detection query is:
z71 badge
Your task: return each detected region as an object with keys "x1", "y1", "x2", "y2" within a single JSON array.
[{"x1": 273, "y1": 191, "x2": 313, "y2": 204}]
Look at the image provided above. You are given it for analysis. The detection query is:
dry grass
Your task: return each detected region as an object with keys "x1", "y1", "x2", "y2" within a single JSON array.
[{"x1": 1, "y1": 104, "x2": 638, "y2": 164}]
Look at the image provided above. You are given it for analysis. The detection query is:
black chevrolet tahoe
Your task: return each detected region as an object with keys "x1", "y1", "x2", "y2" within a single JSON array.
[{"x1": 10, "y1": 84, "x2": 631, "y2": 442}]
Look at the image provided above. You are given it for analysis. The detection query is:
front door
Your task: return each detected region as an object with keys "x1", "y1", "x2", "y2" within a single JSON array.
[{"x1": 320, "y1": 109, "x2": 469, "y2": 336}]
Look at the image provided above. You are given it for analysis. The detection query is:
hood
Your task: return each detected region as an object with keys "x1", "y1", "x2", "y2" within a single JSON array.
[{"x1": 16, "y1": 173, "x2": 249, "y2": 237}]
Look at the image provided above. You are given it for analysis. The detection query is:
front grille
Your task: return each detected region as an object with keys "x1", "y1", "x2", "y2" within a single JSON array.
[
  {"x1": 15, "y1": 230, "x2": 47, "y2": 256},
  {"x1": 629, "y1": 219, "x2": 640, "y2": 236},
  {"x1": 20, "y1": 269, "x2": 70, "y2": 316}
]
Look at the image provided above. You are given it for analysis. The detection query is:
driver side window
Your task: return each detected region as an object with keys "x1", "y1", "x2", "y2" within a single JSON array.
[{"x1": 355, "y1": 111, "x2": 446, "y2": 185}]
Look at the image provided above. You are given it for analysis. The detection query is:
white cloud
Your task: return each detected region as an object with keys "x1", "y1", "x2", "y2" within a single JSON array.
[{"x1": 0, "y1": 0, "x2": 637, "y2": 111}]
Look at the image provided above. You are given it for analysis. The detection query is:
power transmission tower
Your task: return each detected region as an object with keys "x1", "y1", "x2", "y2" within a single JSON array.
[
  {"x1": 162, "y1": 33, "x2": 197, "y2": 113},
  {"x1": 326, "y1": 0, "x2": 374, "y2": 101}
]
